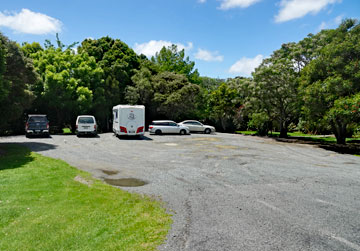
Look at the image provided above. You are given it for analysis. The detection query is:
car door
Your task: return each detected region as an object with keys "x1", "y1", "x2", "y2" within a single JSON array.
[
  {"x1": 192, "y1": 121, "x2": 204, "y2": 132},
  {"x1": 183, "y1": 122, "x2": 195, "y2": 132},
  {"x1": 168, "y1": 122, "x2": 179, "y2": 133}
]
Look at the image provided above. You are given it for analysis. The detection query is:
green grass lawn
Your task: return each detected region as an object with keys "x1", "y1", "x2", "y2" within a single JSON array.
[
  {"x1": 62, "y1": 128, "x2": 72, "y2": 134},
  {"x1": 235, "y1": 131, "x2": 360, "y2": 143},
  {"x1": 0, "y1": 144, "x2": 171, "y2": 250}
]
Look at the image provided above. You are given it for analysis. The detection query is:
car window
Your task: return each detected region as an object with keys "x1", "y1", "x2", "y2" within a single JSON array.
[
  {"x1": 78, "y1": 117, "x2": 94, "y2": 124},
  {"x1": 169, "y1": 122, "x2": 177, "y2": 126},
  {"x1": 193, "y1": 122, "x2": 202, "y2": 125},
  {"x1": 28, "y1": 116, "x2": 47, "y2": 123}
]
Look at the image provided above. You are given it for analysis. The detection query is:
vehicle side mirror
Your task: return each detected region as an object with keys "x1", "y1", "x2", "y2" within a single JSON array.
[{"x1": 177, "y1": 125, "x2": 180, "y2": 127}]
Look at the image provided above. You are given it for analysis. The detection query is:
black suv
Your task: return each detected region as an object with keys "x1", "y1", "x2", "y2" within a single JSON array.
[{"x1": 25, "y1": 114, "x2": 50, "y2": 137}]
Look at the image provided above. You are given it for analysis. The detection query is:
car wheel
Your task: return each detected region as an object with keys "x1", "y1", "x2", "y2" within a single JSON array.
[
  {"x1": 204, "y1": 128, "x2": 211, "y2": 134},
  {"x1": 155, "y1": 129, "x2": 162, "y2": 135},
  {"x1": 180, "y1": 129, "x2": 186, "y2": 135}
]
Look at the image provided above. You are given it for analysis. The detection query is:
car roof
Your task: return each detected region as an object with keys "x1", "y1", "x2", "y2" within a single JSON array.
[
  {"x1": 151, "y1": 120, "x2": 176, "y2": 123},
  {"x1": 28, "y1": 114, "x2": 47, "y2": 117},
  {"x1": 181, "y1": 120, "x2": 198, "y2": 122},
  {"x1": 77, "y1": 115, "x2": 95, "y2": 118}
]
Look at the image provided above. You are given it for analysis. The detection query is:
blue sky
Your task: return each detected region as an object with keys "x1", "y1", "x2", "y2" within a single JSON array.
[{"x1": 0, "y1": 0, "x2": 359, "y2": 78}]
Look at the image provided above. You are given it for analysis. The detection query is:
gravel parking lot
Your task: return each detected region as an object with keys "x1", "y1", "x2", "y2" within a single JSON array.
[{"x1": 1, "y1": 133, "x2": 360, "y2": 251}]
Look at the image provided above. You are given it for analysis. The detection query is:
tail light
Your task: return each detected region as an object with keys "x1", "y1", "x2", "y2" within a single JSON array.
[
  {"x1": 149, "y1": 126, "x2": 153, "y2": 130},
  {"x1": 46, "y1": 123, "x2": 49, "y2": 129},
  {"x1": 94, "y1": 124, "x2": 97, "y2": 130},
  {"x1": 76, "y1": 125, "x2": 78, "y2": 129},
  {"x1": 136, "y1": 126, "x2": 144, "y2": 133},
  {"x1": 120, "y1": 126, "x2": 127, "y2": 133},
  {"x1": 25, "y1": 122, "x2": 29, "y2": 130}
]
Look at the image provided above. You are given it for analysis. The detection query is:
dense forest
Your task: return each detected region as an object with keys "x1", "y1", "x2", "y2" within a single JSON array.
[{"x1": 0, "y1": 19, "x2": 359, "y2": 144}]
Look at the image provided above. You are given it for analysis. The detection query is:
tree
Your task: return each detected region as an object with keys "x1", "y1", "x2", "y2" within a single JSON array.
[
  {"x1": 126, "y1": 68, "x2": 200, "y2": 122},
  {"x1": 151, "y1": 45, "x2": 200, "y2": 84},
  {"x1": 26, "y1": 44, "x2": 104, "y2": 131},
  {"x1": 300, "y1": 19, "x2": 360, "y2": 144},
  {"x1": 0, "y1": 33, "x2": 37, "y2": 134},
  {"x1": 251, "y1": 46, "x2": 301, "y2": 137},
  {"x1": 78, "y1": 37, "x2": 141, "y2": 130},
  {"x1": 206, "y1": 82, "x2": 243, "y2": 132}
]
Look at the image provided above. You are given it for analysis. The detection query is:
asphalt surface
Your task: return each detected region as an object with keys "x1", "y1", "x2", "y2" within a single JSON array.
[{"x1": 1, "y1": 133, "x2": 360, "y2": 251}]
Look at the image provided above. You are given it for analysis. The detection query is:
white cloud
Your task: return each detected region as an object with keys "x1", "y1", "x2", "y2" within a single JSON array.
[
  {"x1": 0, "y1": 9, "x2": 62, "y2": 34},
  {"x1": 219, "y1": 0, "x2": 261, "y2": 10},
  {"x1": 317, "y1": 14, "x2": 343, "y2": 30},
  {"x1": 194, "y1": 49, "x2": 224, "y2": 62},
  {"x1": 275, "y1": 0, "x2": 341, "y2": 23},
  {"x1": 198, "y1": 0, "x2": 207, "y2": 3},
  {"x1": 229, "y1": 54, "x2": 264, "y2": 76},
  {"x1": 133, "y1": 40, "x2": 193, "y2": 57}
]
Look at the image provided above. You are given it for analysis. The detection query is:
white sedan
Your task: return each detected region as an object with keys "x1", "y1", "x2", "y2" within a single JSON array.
[
  {"x1": 178, "y1": 120, "x2": 215, "y2": 134},
  {"x1": 149, "y1": 120, "x2": 190, "y2": 135}
]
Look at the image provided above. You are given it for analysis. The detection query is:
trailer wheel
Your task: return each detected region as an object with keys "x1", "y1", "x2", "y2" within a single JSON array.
[
  {"x1": 180, "y1": 129, "x2": 186, "y2": 135},
  {"x1": 155, "y1": 129, "x2": 162, "y2": 135}
]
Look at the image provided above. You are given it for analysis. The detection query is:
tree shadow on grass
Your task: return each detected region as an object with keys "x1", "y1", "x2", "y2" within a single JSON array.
[
  {"x1": 0, "y1": 142, "x2": 57, "y2": 171},
  {"x1": 273, "y1": 137, "x2": 360, "y2": 155}
]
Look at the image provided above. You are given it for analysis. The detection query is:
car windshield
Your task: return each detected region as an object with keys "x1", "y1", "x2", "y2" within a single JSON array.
[
  {"x1": 28, "y1": 116, "x2": 47, "y2": 123},
  {"x1": 78, "y1": 117, "x2": 94, "y2": 124}
]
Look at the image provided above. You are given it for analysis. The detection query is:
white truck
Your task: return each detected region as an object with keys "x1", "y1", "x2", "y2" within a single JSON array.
[{"x1": 112, "y1": 105, "x2": 145, "y2": 136}]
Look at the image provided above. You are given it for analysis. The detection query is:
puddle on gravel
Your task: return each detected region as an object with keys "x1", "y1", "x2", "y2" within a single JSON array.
[
  {"x1": 164, "y1": 143, "x2": 178, "y2": 146},
  {"x1": 102, "y1": 169, "x2": 119, "y2": 175},
  {"x1": 215, "y1": 145, "x2": 238, "y2": 149},
  {"x1": 104, "y1": 178, "x2": 148, "y2": 187},
  {"x1": 343, "y1": 162, "x2": 356, "y2": 165}
]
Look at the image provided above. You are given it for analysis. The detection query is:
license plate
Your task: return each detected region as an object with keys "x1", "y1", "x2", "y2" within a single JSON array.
[
  {"x1": 129, "y1": 130, "x2": 135, "y2": 133},
  {"x1": 35, "y1": 130, "x2": 40, "y2": 132}
]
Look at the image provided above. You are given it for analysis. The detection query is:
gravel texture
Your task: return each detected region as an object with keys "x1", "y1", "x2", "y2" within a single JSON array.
[{"x1": 1, "y1": 133, "x2": 360, "y2": 251}]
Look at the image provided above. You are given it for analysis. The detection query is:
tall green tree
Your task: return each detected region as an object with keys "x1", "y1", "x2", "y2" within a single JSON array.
[
  {"x1": 26, "y1": 43, "x2": 104, "y2": 131},
  {"x1": 126, "y1": 68, "x2": 200, "y2": 122},
  {"x1": 78, "y1": 37, "x2": 141, "y2": 130},
  {"x1": 300, "y1": 19, "x2": 360, "y2": 144},
  {"x1": 251, "y1": 45, "x2": 301, "y2": 137},
  {"x1": 206, "y1": 82, "x2": 243, "y2": 132},
  {"x1": 0, "y1": 33, "x2": 37, "y2": 134},
  {"x1": 151, "y1": 45, "x2": 200, "y2": 84}
]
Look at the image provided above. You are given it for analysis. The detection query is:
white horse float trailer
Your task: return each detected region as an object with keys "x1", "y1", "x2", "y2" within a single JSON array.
[{"x1": 112, "y1": 105, "x2": 145, "y2": 136}]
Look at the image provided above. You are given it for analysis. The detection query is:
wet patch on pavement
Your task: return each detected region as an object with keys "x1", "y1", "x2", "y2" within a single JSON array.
[
  {"x1": 102, "y1": 169, "x2": 119, "y2": 175},
  {"x1": 104, "y1": 178, "x2": 148, "y2": 187}
]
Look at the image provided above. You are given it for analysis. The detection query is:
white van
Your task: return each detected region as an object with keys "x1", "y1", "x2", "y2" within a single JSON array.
[
  {"x1": 76, "y1": 115, "x2": 97, "y2": 136},
  {"x1": 112, "y1": 105, "x2": 145, "y2": 136}
]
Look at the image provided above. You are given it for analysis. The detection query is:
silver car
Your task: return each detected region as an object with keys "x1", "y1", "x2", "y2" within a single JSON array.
[
  {"x1": 178, "y1": 120, "x2": 215, "y2": 134},
  {"x1": 149, "y1": 120, "x2": 190, "y2": 135}
]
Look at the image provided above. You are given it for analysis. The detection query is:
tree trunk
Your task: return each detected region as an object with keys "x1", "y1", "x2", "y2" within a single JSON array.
[
  {"x1": 333, "y1": 121, "x2": 347, "y2": 145},
  {"x1": 220, "y1": 117, "x2": 227, "y2": 132},
  {"x1": 279, "y1": 120, "x2": 288, "y2": 138}
]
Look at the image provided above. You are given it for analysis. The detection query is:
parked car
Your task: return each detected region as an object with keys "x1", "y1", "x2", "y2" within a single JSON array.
[
  {"x1": 178, "y1": 120, "x2": 215, "y2": 134},
  {"x1": 25, "y1": 114, "x2": 50, "y2": 137},
  {"x1": 76, "y1": 115, "x2": 97, "y2": 136},
  {"x1": 149, "y1": 120, "x2": 190, "y2": 135}
]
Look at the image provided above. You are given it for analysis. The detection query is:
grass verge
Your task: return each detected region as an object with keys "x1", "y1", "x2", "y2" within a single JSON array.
[
  {"x1": 62, "y1": 128, "x2": 72, "y2": 134},
  {"x1": 0, "y1": 144, "x2": 171, "y2": 250},
  {"x1": 235, "y1": 131, "x2": 360, "y2": 143}
]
